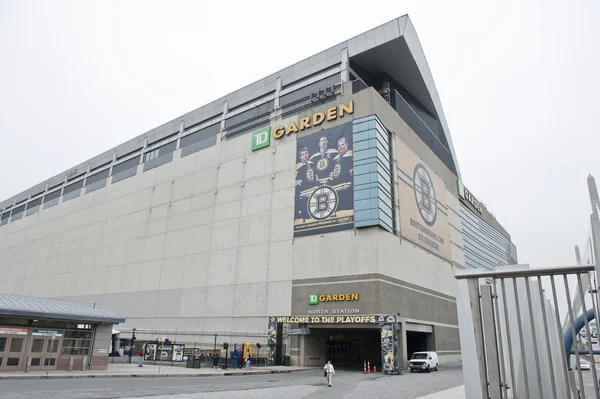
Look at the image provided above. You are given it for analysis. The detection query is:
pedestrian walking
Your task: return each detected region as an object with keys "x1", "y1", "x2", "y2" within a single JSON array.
[
  {"x1": 238, "y1": 351, "x2": 244, "y2": 368},
  {"x1": 138, "y1": 348, "x2": 144, "y2": 367},
  {"x1": 245, "y1": 354, "x2": 252, "y2": 370},
  {"x1": 324, "y1": 360, "x2": 335, "y2": 387}
]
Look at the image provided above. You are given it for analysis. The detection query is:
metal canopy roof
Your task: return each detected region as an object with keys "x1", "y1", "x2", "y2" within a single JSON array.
[{"x1": 0, "y1": 293, "x2": 125, "y2": 324}]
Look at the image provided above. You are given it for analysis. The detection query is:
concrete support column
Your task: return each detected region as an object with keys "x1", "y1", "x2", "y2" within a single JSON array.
[
  {"x1": 274, "y1": 77, "x2": 282, "y2": 109},
  {"x1": 398, "y1": 321, "x2": 407, "y2": 368},
  {"x1": 340, "y1": 47, "x2": 349, "y2": 83}
]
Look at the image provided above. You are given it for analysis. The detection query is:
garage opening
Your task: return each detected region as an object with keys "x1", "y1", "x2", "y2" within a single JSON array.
[
  {"x1": 305, "y1": 327, "x2": 381, "y2": 370},
  {"x1": 406, "y1": 331, "x2": 434, "y2": 359}
]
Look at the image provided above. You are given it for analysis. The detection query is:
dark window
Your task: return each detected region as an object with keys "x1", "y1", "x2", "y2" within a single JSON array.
[
  {"x1": 181, "y1": 123, "x2": 220, "y2": 147},
  {"x1": 112, "y1": 156, "x2": 140, "y2": 175},
  {"x1": 224, "y1": 100, "x2": 274, "y2": 138},
  {"x1": 143, "y1": 141, "x2": 177, "y2": 163},
  {"x1": 26, "y1": 197, "x2": 43, "y2": 210},
  {"x1": 43, "y1": 189, "x2": 61, "y2": 203},
  {"x1": 280, "y1": 74, "x2": 341, "y2": 117},
  {"x1": 85, "y1": 169, "x2": 110, "y2": 185},
  {"x1": 63, "y1": 180, "x2": 84, "y2": 195}
]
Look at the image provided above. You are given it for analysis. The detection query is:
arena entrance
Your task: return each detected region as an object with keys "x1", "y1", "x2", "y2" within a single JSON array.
[
  {"x1": 316, "y1": 327, "x2": 381, "y2": 369},
  {"x1": 267, "y1": 315, "x2": 399, "y2": 373}
]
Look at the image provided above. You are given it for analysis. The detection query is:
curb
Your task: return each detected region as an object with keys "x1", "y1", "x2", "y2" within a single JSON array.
[{"x1": 0, "y1": 368, "x2": 312, "y2": 380}]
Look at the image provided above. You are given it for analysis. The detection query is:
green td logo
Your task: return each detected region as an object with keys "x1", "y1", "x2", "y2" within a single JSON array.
[
  {"x1": 308, "y1": 293, "x2": 319, "y2": 305},
  {"x1": 251, "y1": 126, "x2": 271, "y2": 151}
]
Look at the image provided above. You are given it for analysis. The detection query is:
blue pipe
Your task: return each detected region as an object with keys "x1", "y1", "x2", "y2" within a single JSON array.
[{"x1": 563, "y1": 308, "x2": 595, "y2": 368}]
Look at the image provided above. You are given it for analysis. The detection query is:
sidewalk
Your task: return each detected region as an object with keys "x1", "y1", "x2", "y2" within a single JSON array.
[
  {"x1": 0, "y1": 362, "x2": 312, "y2": 380},
  {"x1": 415, "y1": 385, "x2": 465, "y2": 399}
]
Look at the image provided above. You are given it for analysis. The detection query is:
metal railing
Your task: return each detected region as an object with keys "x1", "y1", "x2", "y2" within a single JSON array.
[{"x1": 456, "y1": 264, "x2": 599, "y2": 399}]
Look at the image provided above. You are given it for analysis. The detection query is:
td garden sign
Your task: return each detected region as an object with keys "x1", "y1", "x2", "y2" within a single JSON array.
[{"x1": 272, "y1": 315, "x2": 397, "y2": 324}]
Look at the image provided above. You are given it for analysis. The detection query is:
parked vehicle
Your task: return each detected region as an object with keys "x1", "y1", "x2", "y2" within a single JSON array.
[
  {"x1": 408, "y1": 351, "x2": 439, "y2": 373},
  {"x1": 577, "y1": 360, "x2": 591, "y2": 370}
]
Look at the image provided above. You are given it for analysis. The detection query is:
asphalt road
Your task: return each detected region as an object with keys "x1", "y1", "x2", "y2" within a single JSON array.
[{"x1": 0, "y1": 364, "x2": 464, "y2": 399}]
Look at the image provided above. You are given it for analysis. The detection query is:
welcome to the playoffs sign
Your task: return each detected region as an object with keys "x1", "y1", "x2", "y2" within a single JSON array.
[{"x1": 272, "y1": 315, "x2": 397, "y2": 324}]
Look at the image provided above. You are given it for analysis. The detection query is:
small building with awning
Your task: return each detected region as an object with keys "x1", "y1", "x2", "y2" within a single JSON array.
[{"x1": 0, "y1": 293, "x2": 125, "y2": 372}]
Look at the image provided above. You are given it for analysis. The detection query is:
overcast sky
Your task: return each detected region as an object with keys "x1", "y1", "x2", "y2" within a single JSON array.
[{"x1": 0, "y1": 0, "x2": 598, "y2": 268}]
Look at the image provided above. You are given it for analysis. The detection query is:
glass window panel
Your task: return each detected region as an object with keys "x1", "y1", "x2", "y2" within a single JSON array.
[
  {"x1": 7, "y1": 357, "x2": 20, "y2": 366},
  {"x1": 9, "y1": 338, "x2": 23, "y2": 352},
  {"x1": 0, "y1": 337, "x2": 6, "y2": 351},
  {"x1": 353, "y1": 181, "x2": 378, "y2": 192},
  {"x1": 352, "y1": 122, "x2": 370, "y2": 133},
  {"x1": 47, "y1": 340, "x2": 59, "y2": 353},
  {"x1": 31, "y1": 339, "x2": 44, "y2": 353},
  {"x1": 31, "y1": 357, "x2": 41, "y2": 366},
  {"x1": 354, "y1": 209, "x2": 371, "y2": 221},
  {"x1": 378, "y1": 172, "x2": 391, "y2": 187},
  {"x1": 354, "y1": 172, "x2": 377, "y2": 186},
  {"x1": 355, "y1": 219, "x2": 378, "y2": 228},
  {"x1": 379, "y1": 202, "x2": 393, "y2": 219},
  {"x1": 64, "y1": 330, "x2": 92, "y2": 339},
  {"x1": 353, "y1": 140, "x2": 372, "y2": 152},
  {"x1": 354, "y1": 189, "x2": 372, "y2": 201},
  {"x1": 380, "y1": 213, "x2": 394, "y2": 230},
  {"x1": 353, "y1": 164, "x2": 371, "y2": 176}
]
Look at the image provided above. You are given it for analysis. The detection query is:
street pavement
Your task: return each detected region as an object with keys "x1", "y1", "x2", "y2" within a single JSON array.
[{"x1": 0, "y1": 363, "x2": 464, "y2": 399}]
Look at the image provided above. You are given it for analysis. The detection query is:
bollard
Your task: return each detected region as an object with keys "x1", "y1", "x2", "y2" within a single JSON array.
[
  {"x1": 374, "y1": 366, "x2": 376, "y2": 373},
  {"x1": 363, "y1": 360, "x2": 367, "y2": 373},
  {"x1": 367, "y1": 361, "x2": 370, "y2": 373}
]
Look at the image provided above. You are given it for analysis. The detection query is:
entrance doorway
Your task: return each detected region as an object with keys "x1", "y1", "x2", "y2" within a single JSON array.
[
  {"x1": 0, "y1": 336, "x2": 26, "y2": 371},
  {"x1": 308, "y1": 327, "x2": 381, "y2": 370},
  {"x1": 326, "y1": 341, "x2": 351, "y2": 365},
  {"x1": 28, "y1": 336, "x2": 61, "y2": 371}
]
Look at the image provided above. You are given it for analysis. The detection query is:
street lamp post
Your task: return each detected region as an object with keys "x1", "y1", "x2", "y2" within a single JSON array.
[{"x1": 128, "y1": 328, "x2": 137, "y2": 364}]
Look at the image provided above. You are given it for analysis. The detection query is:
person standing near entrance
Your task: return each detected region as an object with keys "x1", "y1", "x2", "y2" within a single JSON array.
[
  {"x1": 138, "y1": 349, "x2": 144, "y2": 367},
  {"x1": 324, "y1": 360, "x2": 335, "y2": 387}
]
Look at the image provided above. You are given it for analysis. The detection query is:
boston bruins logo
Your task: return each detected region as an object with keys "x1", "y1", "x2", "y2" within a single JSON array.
[
  {"x1": 332, "y1": 163, "x2": 341, "y2": 178},
  {"x1": 307, "y1": 186, "x2": 338, "y2": 220},
  {"x1": 413, "y1": 164, "x2": 437, "y2": 226},
  {"x1": 306, "y1": 167, "x2": 315, "y2": 182},
  {"x1": 316, "y1": 157, "x2": 329, "y2": 172}
]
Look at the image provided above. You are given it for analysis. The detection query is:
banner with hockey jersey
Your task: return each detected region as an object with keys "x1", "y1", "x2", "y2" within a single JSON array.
[{"x1": 293, "y1": 122, "x2": 354, "y2": 237}]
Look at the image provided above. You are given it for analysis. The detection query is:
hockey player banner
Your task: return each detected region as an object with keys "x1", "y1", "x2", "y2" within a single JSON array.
[
  {"x1": 266, "y1": 318, "x2": 277, "y2": 364},
  {"x1": 380, "y1": 322, "x2": 399, "y2": 374},
  {"x1": 294, "y1": 122, "x2": 354, "y2": 237}
]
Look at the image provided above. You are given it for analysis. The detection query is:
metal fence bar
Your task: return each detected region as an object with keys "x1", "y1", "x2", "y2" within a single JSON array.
[
  {"x1": 524, "y1": 277, "x2": 544, "y2": 396},
  {"x1": 576, "y1": 273, "x2": 600, "y2": 399},
  {"x1": 512, "y1": 277, "x2": 531, "y2": 399},
  {"x1": 468, "y1": 278, "x2": 489, "y2": 397},
  {"x1": 480, "y1": 284, "x2": 502, "y2": 398},
  {"x1": 563, "y1": 274, "x2": 585, "y2": 397},
  {"x1": 550, "y1": 275, "x2": 574, "y2": 399},
  {"x1": 500, "y1": 279, "x2": 518, "y2": 397},
  {"x1": 536, "y1": 276, "x2": 558, "y2": 399},
  {"x1": 492, "y1": 278, "x2": 509, "y2": 398}
]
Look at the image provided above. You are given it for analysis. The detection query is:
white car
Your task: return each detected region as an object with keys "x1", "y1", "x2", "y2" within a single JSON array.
[
  {"x1": 577, "y1": 360, "x2": 591, "y2": 370},
  {"x1": 408, "y1": 351, "x2": 439, "y2": 373}
]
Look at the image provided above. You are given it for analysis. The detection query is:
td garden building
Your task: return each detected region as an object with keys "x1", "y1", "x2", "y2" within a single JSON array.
[{"x1": 0, "y1": 16, "x2": 517, "y2": 371}]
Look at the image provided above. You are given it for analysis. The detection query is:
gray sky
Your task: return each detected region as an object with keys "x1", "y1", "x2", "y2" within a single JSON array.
[{"x1": 0, "y1": 0, "x2": 598, "y2": 268}]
